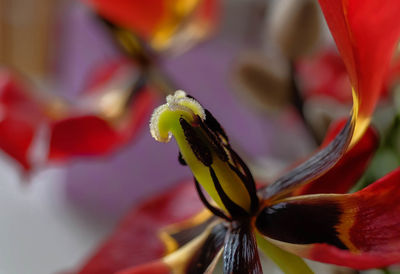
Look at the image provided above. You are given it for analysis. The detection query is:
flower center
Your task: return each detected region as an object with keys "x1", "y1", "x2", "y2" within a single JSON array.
[{"x1": 150, "y1": 90, "x2": 259, "y2": 219}]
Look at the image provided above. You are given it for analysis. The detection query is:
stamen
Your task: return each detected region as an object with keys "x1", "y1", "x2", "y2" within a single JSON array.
[
  {"x1": 204, "y1": 109, "x2": 229, "y2": 144},
  {"x1": 198, "y1": 118, "x2": 229, "y2": 162},
  {"x1": 179, "y1": 118, "x2": 213, "y2": 166},
  {"x1": 150, "y1": 90, "x2": 255, "y2": 216}
]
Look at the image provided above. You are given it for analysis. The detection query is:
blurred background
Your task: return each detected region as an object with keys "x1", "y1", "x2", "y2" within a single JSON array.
[{"x1": 0, "y1": 0, "x2": 399, "y2": 273}]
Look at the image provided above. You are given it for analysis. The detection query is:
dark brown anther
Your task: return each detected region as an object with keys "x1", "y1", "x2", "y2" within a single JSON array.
[
  {"x1": 185, "y1": 222, "x2": 228, "y2": 274},
  {"x1": 180, "y1": 118, "x2": 213, "y2": 166},
  {"x1": 198, "y1": 118, "x2": 229, "y2": 162},
  {"x1": 204, "y1": 109, "x2": 229, "y2": 144}
]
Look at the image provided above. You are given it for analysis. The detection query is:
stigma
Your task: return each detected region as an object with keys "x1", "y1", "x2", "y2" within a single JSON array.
[{"x1": 150, "y1": 91, "x2": 259, "y2": 219}]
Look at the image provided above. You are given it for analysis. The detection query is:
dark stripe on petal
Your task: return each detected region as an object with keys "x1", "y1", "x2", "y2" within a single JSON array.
[
  {"x1": 223, "y1": 222, "x2": 262, "y2": 274},
  {"x1": 186, "y1": 223, "x2": 228, "y2": 274},
  {"x1": 255, "y1": 200, "x2": 347, "y2": 249},
  {"x1": 294, "y1": 123, "x2": 379, "y2": 196},
  {"x1": 194, "y1": 177, "x2": 231, "y2": 221},
  {"x1": 179, "y1": 118, "x2": 213, "y2": 166},
  {"x1": 168, "y1": 216, "x2": 217, "y2": 248},
  {"x1": 259, "y1": 117, "x2": 353, "y2": 200},
  {"x1": 210, "y1": 167, "x2": 249, "y2": 219}
]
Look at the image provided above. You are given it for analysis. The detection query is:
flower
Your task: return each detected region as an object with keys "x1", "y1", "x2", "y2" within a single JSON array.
[
  {"x1": 82, "y1": 0, "x2": 219, "y2": 53},
  {"x1": 0, "y1": 60, "x2": 156, "y2": 171},
  {"x1": 78, "y1": 0, "x2": 400, "y2": 273}
]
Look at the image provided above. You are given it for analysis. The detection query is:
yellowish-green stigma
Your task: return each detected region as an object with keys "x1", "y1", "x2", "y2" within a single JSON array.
[{"x1": 150, "y1": 90, "x2": 259, "y2": 219}]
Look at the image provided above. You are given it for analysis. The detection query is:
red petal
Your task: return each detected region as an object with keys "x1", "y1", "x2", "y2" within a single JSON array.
[
  {"x1": 49, "y1": 57, "x2": 157, "y2": 161},
  {"x1": 297, "y1": 48, "x2": 352, "y2": 103},
  {"x1": 78, "y1": 180, "x2": 204, "y2": 274},
  {"x1": 83, "y1": 0, "x2": 219, "y2": 51},
  {"x1": 294, "y1": 119, "x2": 378, "y2": 195},
  {"x1": 84, "y1": 58, "x2": 134, "y2": 94},
  {"x1": 83, "y1": 0, "x2": 165, "y2": 40},
  {"x1": 307, "y1": 243, "x2": 400, "y2": 270},
  {"x1": 48, "y1": 89, "x2": 156, "y2": 161},
  {"x1": 318, "y1": 0, "x2": 400, "y2": 140},
  {"x1": 0, "y1": 71, "x2": 46, "y2": 171},
  {"x1": 48, "y1": 115, "x2": 121, "y2": 160},
  {"x1": 257, "y1": 168, "x2": 400, "y2": 269}
]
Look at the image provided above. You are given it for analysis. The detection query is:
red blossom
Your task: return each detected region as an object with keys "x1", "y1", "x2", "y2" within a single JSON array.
[
  {"x1": 77, "y1": 0, "x2": 400, "y2": 272},
  {"x1": 0, "y1": 60, "x2": 156, "y2": 171}
]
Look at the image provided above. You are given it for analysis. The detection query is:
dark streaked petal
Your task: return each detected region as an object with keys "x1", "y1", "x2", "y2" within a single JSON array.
[
  {"x1": 256, "y1": 198, "x2": 347, "y2": 249},
  {"x1": 293, "y1": 120, "x2": 378, "y2": 195},
  {"x1": 223, "y1": 222, "x2": 262, "y2": 274},
  {"x1": 259, "y1": 118, "x2": 353, "y2": 200},
  {"x1": 186, "y1": 223, "x2": 227, "y2": 273},
  {"x1": 159, "y1": 210, "x2": 216, "y2": 252},
  {"x1": 118, "y1": 222, "x2": 227, "y2": 274},
  {"x1": 256, "y1": 168, "x2": 400, "y2": 269}
]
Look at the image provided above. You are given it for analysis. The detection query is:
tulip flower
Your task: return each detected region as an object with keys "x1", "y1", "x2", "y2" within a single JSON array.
[
  {"x1": 78, "y1": 0, "x2": 400, "y2": 273},
  {"x1": 82, "y1": 0, "x2": 219, "y2": 52},
  {"x1": 0, "y1": 60, "x2": 156, "y2": 171}
]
